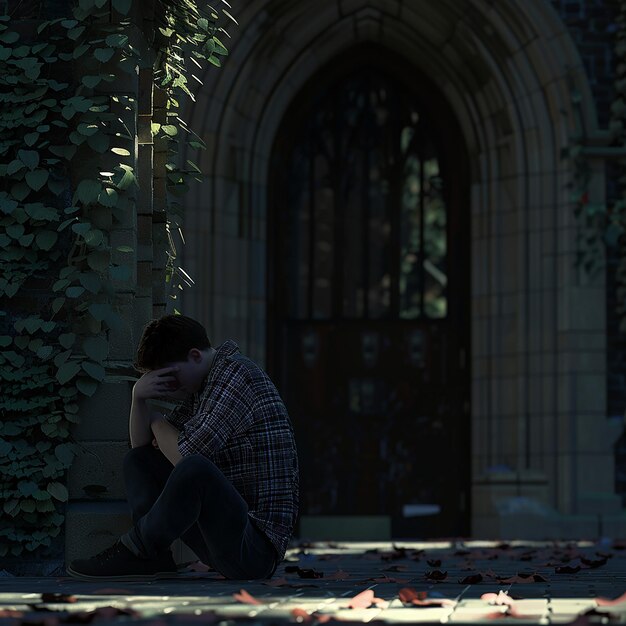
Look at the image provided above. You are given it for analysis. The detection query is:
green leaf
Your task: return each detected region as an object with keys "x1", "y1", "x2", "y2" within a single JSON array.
[
  {"x1": 66, "y1": 286, "x2": 85, "y2": 298},
  {"x1": 24, "y1": 132, "x2": 39, "y2": 146},
  {"x1": 162, "y1": 125, "x2": 177, "y2": 136},
  {"x1": 77, "y1": 122, "x2": 98, "y2": 136},
  {"x1": 82, "y1": 361, "x2": 105, "y2": 381},
  {"x1": 56, "y1": 360, "x2": 81, "y2": 384},
  {"x1": 116, "y1": 166, "x2": 136, "y2": 190},
  {"x1": 76, "y1": 377, "x2": 98, "y2": 396},
  {"x1": 94, "y1": 48, "x2": 114, "y2": 63},
  {"x1": 111, "y1": 147, "x2": 131, "y2": 156},
  {"x1": 82, "y1": 75, "x2": 102, "y2": 88},
  {"x1": 55, "y1": 443, "x2": 75, "y2": 465},
  {"x1": 79, "y1": 272, "x2": 101, "y2": 293},
  {"x1": 212, "y1": 37, "x2": 228, "y2": 55},
  {"x1": 116, "y1": 245, "x2": 133, "y2": 253},
  {"x1": 18, "y1": 481, "x2": 38, "y2": 497},
  {"x1": 3, "y1": 500, "x2": 19, "y2": 516},
  {"x1": 105, "y1": 33, "x2": 129, "y2": 48},
  {"x1": 11, "y1": 182, "x2": 30, "y2": 201},
  {"x1": 52, "y1": 297, "x2": 65, "y2": 313},
  {"x1": 83, "y1": 336, "x2": 108, "y2": 361},
  {"x1": 208, "y1": 55, "x2": 222, "y2": 68},
  {"x1": 73, "y1": 43, "x2": 89, "y2": 59},
  {"x1": 36, "y1": 230, "x2": 58, "y2": 251},
  {"x1": 0, "y1": 31, "x2": 18, "y2": 44},
  {"x1": 67, "y1": 25, "x2": 85, "y2": 40},
  {"x1": 0, "y1": 336, "x2": 12, "y2": 347},
  {"x1": 84, "y1": 229, "x2": 104, "y2": 247},
  {"x1": 37, "y1": 345, "x2": 53, "y2": 360},
  {"x1": 112, "y1": 0, "x2": 132, "y2": 14},
  {"x1": 0, "y1": 196, "x2": 18, "y2": 215},
  {"x1": 6, "y1": 223, "x2": 25, "y2": 239},
  {"x1": 88, "y1": 303, "x2": 111, "y2": 321},
  {"x1": 87, "y1": 249, "x2": 110, "y2": 272},
  {"x1": 76, "y1": 179, "x2": 102, "y2": 204},
  {"x1": 54, "y1": 349, "x2": 71, "y2": 367},
  {"x1": 222, "y1": 8, "x2": 239, "y2": 24},
  {"x1": 72, "y1": 221, "x2": 92, "y2": 235},
  {"x1": 87, "y1": 132, "x2": 109, "y2": 153},
  {"x1": 18, "y1": 149, "x2": 39, "y2": 170},
  {"x1": 47, "y1": 482, "x2": 68, "y2": 502},
  {"x1": 98, "y1": 187, "x2": 118, "y2": 207},
  {"x1": 25, "y1": 169, "x2": 49, "y2": 191}
]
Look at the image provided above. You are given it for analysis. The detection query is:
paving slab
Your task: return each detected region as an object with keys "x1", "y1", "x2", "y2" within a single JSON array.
[{"x1": 1, "y1": 540, "x2": 626, "y2": 624}]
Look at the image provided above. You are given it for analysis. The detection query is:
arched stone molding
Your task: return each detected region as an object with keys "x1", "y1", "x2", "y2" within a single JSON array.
[{"x1": 180, "y1": 0, "x2": 620, "y2": 535}]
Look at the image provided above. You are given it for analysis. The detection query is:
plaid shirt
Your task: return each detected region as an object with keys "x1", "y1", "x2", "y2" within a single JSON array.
[{"x1": 165, "y1": 340, "x2": 299, "y2": 562}]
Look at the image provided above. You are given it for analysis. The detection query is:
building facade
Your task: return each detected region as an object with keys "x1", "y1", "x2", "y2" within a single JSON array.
[{"x1": 176, "y1": 0, "x2": 626, "y2": 539}]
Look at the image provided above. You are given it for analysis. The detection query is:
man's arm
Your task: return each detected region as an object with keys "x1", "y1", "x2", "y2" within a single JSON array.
[
  {"x1": 130, "y1": 366, "x2": 179, "y2": 448},
  {"x1": 151, "y1": 418, "x2": 183, "y2": 466}
]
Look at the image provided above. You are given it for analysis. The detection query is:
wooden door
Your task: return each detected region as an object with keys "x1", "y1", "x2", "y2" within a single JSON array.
[{"x1": 268, "y1": 49, "x2": 471, "y2": 537}]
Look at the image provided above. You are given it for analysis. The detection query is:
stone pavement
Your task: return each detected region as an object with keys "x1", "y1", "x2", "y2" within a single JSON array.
[{"x1": 2, "y1": 540, "x2": 626, "y2": 624}]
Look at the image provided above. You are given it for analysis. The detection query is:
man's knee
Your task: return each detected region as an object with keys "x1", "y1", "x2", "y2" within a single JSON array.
[{"x1": 175, "y1": 454, "x2": 219, "y2": 478}]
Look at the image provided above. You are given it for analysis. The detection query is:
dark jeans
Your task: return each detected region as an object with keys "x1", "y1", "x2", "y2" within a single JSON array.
[{"x1": 121, "y1": 444, "x2": 278, "y2": 580}]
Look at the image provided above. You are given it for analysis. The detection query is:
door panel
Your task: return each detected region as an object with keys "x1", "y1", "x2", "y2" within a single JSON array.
[{"x1": 268, "y1": 48, "x2": 470, "y2": 537}]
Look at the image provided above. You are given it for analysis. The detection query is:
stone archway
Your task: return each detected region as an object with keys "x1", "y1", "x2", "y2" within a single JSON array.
[{"x1": 180, "y1": 0, "x2": 618, "y2": 537}]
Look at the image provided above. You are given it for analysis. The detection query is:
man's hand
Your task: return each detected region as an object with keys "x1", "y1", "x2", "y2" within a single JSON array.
[{"x1": 132, "y1": 367, "x2": 179, "y2": 401}]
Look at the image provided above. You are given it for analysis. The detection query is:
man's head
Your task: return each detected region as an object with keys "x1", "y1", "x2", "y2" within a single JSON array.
[{"x1": 135, "y1": 315, "x2": 214, "y2": 394}]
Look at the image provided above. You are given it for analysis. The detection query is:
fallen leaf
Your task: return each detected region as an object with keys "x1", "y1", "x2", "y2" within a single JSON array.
[
  {"x1": 285, "y1": 565, "x2": 324, "y2": 578},
  {"x1": 262, "y1": 577, "x2": 292, "y2": 587},
  {"x1": 233, "y1": 589, "x2": 262, "y2": 605},
  {"x1": 555, "y1": 565, "x2": 581, "y2": 574},
  {"x1": 399, "y1": 588, "x2": 427, "y2": 603},
  {"x1": 425, "y1": 569, "x2": 448, "y2": 581},
  {"x1": 368, "y1": 575, "x2": 410, "y2": 584},
  {"x1": 399, "y1": 589, "x2": 454, "y2": 608},
  {"x1": 581, "y1": 557, "x2": 607, "y2": 569},
  {"x1": 427, "y1": 559, "x2": 442, "y2": 567},
  {"x1": 298, "y1": 568, "x2": 324, "y2": 579},
  {"x1": 380, "y1": 548, "x2": 408, "y2": 561},
  {"x1": 498, "y1": 573, "x2": 548, "y2": 584},
  {"x1": 481, "y1": 591, "x2": 515, "y2": 605},
  {"x1": 291, "y1": 608, "x2": 312, "y2": 622},
  {"x1": 384, "y1": 564, "x2": 409, "y2": 572},
  {"x1": 459, "y1": 573, "x2": 483, "y2": 584},
  {"x1": 325, "y1": 569, "x2": 351, "y2": 580},
  {"x1": 41, "y1": 593, "x2": 77, "y2": 603},
  {"x1": 348, "y1": 589, "x2": 385, "y2": 609},
  {"x1": 596, "y1": 591, "x2": 626, "y2": 606}
]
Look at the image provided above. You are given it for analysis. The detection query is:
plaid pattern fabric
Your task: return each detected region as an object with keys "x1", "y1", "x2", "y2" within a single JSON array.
[{"x1": 165, "y1": 340, "x2": 299, "y2": 561}]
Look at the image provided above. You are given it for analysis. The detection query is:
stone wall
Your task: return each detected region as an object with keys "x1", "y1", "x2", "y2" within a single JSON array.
[{"x1": 177, "y1": 0, "x2": 626, "y2": 539}]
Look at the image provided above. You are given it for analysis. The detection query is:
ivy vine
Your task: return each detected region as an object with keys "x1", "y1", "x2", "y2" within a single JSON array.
[{"x1": 0, "y1": 0, "x2": 232, "y2": 560}]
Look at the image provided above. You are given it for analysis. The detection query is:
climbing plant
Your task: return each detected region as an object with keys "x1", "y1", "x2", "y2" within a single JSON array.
[
  {"x1": 0, "y1": 0, "x2": 232, "y2": 560},
  {"x1": 611, "y1": 0, "x2": 626, "y2": 331},
  {"x1": 562, "y1": 0, "x2": 626, "y2": 327}
]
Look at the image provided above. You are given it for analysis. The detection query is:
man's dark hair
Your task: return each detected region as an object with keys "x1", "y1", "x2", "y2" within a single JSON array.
[{"x1": 135, "y1": 315, "x2": 211, "y2": 371}]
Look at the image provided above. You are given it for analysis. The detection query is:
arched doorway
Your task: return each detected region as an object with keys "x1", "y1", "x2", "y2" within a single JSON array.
[{"x1": 267, "y1": 48, "x2": 471, "y2": 537}]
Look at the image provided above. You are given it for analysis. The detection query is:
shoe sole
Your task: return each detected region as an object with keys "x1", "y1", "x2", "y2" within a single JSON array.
[{"x1": 65, "y1": 565, "x2": 180, "y2": 581}]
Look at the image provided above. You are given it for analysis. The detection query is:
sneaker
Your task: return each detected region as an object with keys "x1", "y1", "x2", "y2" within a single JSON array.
[{"x1": 66, "y1": 540, "x2": 178, "y2": 581}]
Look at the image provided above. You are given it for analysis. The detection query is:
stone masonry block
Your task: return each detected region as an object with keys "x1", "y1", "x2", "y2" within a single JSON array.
[
  {"x1": 68, "y1": 442, "x2": 130, "y2": 500},
  {"x1": 65, "y1": 502, "x2": 200, "y2": 566},
  {"x1": 65, "y1": 501, "x2": 132, "y2": 565},
  {"x1": 72, "y1": 380, "x2": 133, "y2": 441}
]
